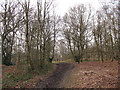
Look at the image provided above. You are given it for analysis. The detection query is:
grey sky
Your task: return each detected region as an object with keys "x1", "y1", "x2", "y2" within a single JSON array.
[
  {"x1": 55, "y1": 0, "x2": 101, "y2": 16},
  {"x1": 22, "y1": 0, "x2": 111, "y2": 16},
  {"x1": 0, "y1": 0, "x2": 112, "y2": 16}
]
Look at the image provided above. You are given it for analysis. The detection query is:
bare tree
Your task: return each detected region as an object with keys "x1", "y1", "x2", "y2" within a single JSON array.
[
  {"x1": 63, "y1": 4, "x2": 91, "y2": 63},
  {"x1": 0, "y1": 0, "x2": 23, "y2": 65},
  {"x1": 24, "y1": 0, "x2": 34, "y2": 70}
]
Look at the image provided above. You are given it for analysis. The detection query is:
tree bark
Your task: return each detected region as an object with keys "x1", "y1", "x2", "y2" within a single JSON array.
[{"x1": 25, "y1": 1, "x2": 34, "y2": 70}]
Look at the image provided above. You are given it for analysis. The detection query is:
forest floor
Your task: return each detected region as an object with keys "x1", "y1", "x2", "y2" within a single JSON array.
[
  {"x1": 62, "y1": 60, "x2": 118, "y2": 88},
  {"x1": 2, "y1": 60, "x2": 119, "y2": 88},
  {"x1": 2, "y1": 63, "x2": 56, "y2": 88}
]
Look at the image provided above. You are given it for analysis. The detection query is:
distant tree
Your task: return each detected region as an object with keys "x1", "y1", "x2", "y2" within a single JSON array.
[{"x1": 63, "y1": 4, "x2": 91, "y2": 63}]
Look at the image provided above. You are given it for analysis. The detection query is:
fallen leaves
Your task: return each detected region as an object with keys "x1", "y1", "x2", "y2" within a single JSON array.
[
  {"x1": 2, "y1": 63, "x2": 56, "y2": 88},
  {"x1": 64, "y1": 61, "x2": 118, "y2": 88}
]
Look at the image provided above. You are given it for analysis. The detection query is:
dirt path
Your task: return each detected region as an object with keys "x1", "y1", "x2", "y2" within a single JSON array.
[{"x1": 36, "y1": 63, "x2": 74, "y2": 88}]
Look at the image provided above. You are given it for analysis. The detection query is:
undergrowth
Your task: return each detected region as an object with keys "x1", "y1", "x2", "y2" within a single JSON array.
[{"x1": 2, "y1": 63, "x2": 54, "y2": 88}]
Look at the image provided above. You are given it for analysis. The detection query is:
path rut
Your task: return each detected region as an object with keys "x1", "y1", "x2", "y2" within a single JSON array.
[{"x1": 36, "y1": 63, "x2": 74, "y2": 88}]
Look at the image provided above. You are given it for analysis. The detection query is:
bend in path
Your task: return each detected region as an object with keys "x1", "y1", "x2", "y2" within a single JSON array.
[{"x1": 36, "y1": 63, "x2": 74, "y2": 88}]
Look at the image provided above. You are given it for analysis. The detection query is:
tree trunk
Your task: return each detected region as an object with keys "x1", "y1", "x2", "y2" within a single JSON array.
[
  {"x1": 25, "y1": 1, "x2": 34, "y2": 70},
  {"x1": 118, "y1": 2, "x2": 120, "y2": 88}
]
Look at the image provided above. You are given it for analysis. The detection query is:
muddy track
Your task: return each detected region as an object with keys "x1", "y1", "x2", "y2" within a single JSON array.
[{"x1": 36, "y1": 63, "x2": 74, "y2": 88}]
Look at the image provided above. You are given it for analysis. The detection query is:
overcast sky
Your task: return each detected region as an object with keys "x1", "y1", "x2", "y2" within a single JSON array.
[
  {"x1": 25, "y1": 0, "x2": 111, "y2": 16},
  {"x1": 0, "y1": 0, "x2": 113, "y2": 16},
  {"x1": 54, "y1": 0, "x2": 101, "y2": 16}
]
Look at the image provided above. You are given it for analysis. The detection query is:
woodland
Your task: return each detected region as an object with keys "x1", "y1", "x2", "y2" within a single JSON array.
[{"x1": 0, "y1": 0, "x2": 120, "y2": 88}]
